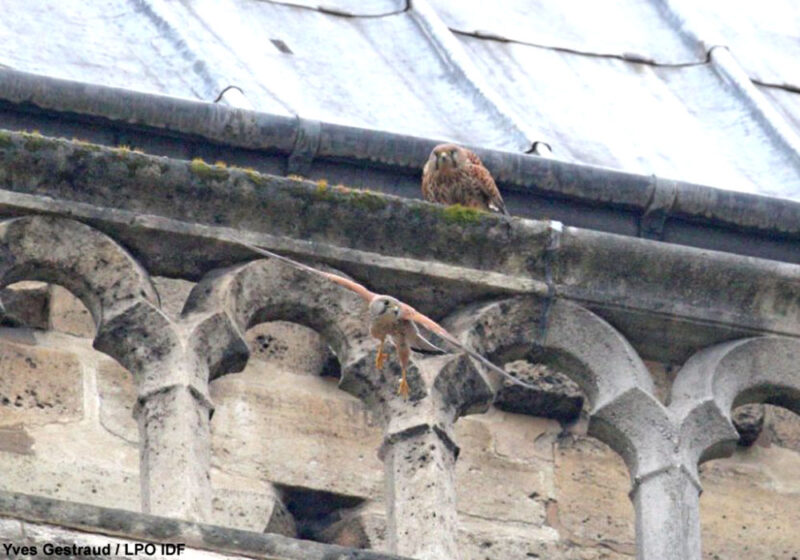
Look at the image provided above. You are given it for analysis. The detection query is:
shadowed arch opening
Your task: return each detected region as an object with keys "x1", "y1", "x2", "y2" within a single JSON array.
[
  {"x1": 183, "y1": 257, "x2": 372, "y2": 373},
  {"x1": 673, "y1": 336, "x2": 800, "y2": 469},
  {"x1": 187, "y1": 257, "x2": 384, "y2": 540},
  {"x1": 0, "y1": 216, "x2": 159, "y2": 329},
  {"x1": 445, "y1": 296, "x2": 655, "y2": 411},
  {"x1": 0, "y1": 216, "x2": 174, "y2": 516},
  {"x1": 444, "y1": 296, "x2": 644, "y2": 554},
  {"x1": 0, "y1": 216, "x2": 180, "y2": 384},
  {"x1": 444, "y1": 296, "x2": 669, "y2": 473},
  {"x1": 670, "y1": 336, "x2": 800, "y2": 560}
]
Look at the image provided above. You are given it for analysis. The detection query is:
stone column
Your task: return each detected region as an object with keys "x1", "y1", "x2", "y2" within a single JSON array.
[
  {"x1": 631, "y1": 467, "x2": 701, "y2": 560},
  {"x1": 342, "y1": 352, "x2": 492, "y2": 560},
  {"x1": 136, "y1": 374, "x2": 214, "y2": 520},
  {"x1": 96, "y1": 300, "x2": 247, "y2": 523},
  {"x1": 0, "y1": 215, "x2": 249, "y2": 524},
  {"x1": 665, "y1": 336, "x2": 800, "y2": 560},
  {"x1": 96, "y1": 312, "x2": 215, "y2": 521},
  {"x1": 381, "y1": 404, "x2": 461, "y2": 559}
]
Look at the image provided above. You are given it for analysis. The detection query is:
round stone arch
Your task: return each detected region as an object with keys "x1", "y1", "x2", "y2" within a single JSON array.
[
  {"x1": 0, "y1": 215, "x2": 175, "y2": 375},
  {"x1": 0, "y1": 215, "x2": 159, "y2": 325},
  {"x1": 0, "y1": 215, "x2": 215, "y2": 521},
  {"x1": 672, "y1": 336, "x2": 800, "y2": 471},
  {"x1": 444, "y1": 295, "x2": 674, "y2": 479},
  {"x1": 181, "y1": 256, "x2": 374, "y2": 383}
]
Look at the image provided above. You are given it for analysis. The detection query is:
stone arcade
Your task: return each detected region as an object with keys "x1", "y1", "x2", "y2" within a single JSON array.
[{"x1": 0, "y1": 99, "x2": 799, "y2": 558}]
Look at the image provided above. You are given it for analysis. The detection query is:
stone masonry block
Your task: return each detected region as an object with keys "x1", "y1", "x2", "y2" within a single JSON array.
[
  {"x1": 152, "y1": 276, "x2": 194, "y2": 321},
  {"x1": 211, "y1": 475, "x2": 286, "y2": 534},
  {"x1": 0, "y1": 338, "x2": 83, "y2": 427},
  {"x1": 48, "y1": 284, "x2": 94, "y2": 338},
  {"x1": 210, "y1": 366, "x2": 382, "y2": 500},
  {"x1": 96, "y1": 357, "x2": 138, "y2": 443},
  {"x1": 246, "y1": 321, "x2": 334, "y2": 376},
  {"x1": 0, "y1": 282, "x2": 50, "y2": 330},
  {"x1": 553, "y1": 436, "x2": 634, "y2": 552},
  {"x1": 0, "y1": 454, "x2": 139, "y2": 513},
  {"x1": 699, "y1": 447, "x2": 800, "y2": 559},
  {"x1": 765, "y1": 405, "x2": 800, "y2": 452}
]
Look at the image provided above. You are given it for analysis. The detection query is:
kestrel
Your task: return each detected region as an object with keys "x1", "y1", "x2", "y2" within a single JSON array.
[
  {"x1": 422, "y1": 144, "x2": 509, "y2": 215},
  {"x1": 241, "y1": 243, "x2": 540, "y2": 399}
]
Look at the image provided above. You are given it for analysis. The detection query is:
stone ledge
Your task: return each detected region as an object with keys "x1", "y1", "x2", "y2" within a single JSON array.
[
  {"x1": 0, "y1": 491, "x2": 409, "y2": 560},
  {"x1": 1, "y1": 130, "x2": 799, "y2": 363},
  {"x1": 1, "y1": 66, "x2": 799, "y2": 249}
]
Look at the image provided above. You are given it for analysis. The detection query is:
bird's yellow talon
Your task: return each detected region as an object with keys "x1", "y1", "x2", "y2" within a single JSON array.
[
  {"x1": 375, "y1": 339, "x2": 386, "y2": 369},
  {"x1": 398, "y1": 378, "x2": 410, "y2": 400}
]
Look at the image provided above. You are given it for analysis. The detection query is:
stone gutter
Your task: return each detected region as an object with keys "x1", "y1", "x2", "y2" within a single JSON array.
[
  {"x1": 0, "y1": 491, "x2": 407, "y2": 560},
  {"x1": 0, "y1": 68, "x2": 798, "y2": 265}
]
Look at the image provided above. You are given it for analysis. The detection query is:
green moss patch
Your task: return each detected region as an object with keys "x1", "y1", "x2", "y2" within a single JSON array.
[
  {"x1": 189, "y1": 158, "x2": 229, "y2": 181},
  {"x1": 349, "y1": 189, "x2": 388, "y2": 212},
  {"x1": 0, "y1": 130, "x2": 13, "y2": 148},
  {"x1": 440, "y1": 204, "x2": 486, "y2": 225},
  {"x1": 22, "y1": 131, "x2": 48, "y2": 151}
]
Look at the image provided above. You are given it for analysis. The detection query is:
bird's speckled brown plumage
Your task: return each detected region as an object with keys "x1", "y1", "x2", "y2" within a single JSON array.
[{"x1": 421, "y1": 143, "x2": 509, "y2": 215}]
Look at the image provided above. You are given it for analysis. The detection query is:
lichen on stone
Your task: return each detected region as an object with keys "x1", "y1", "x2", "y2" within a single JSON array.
[
  {"x1": 440, "y1": 204, "x2": 486, "y2": 225},
  {"x1": 349, "y1": 189, "x2": 387, "y2": 212},
  {"x1": 72, "y1": 138, "x2": 102, "y2": 152},
  {"x1": 0, "y1": 130, "x2": 13, "y2": 148},
  {"x1": 22, "y1": 130, "x2": 48, "y2": 151},
  {"x1": 313, "y1": 179, "x2": 336, "y2": 201},
  {"x1": 189, "y1": 157, "x2": 229, "y2": 181}
]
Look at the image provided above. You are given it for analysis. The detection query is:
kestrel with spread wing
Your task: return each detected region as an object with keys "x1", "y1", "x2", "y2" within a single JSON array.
[
  {"x1": 241, "y1": 243, "x2": 541, "y2": 399},
  {"x1": 422, "y1": 143, "x2": 509, "y2": 215}
]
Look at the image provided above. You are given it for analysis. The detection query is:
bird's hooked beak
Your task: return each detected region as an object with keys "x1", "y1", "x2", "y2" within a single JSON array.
[
  {"x1": 433, "y1": 151, "x2": 446, "y2": 170},
  {"x1": 383, "y1": 301, "x2": 400, "y2": 316},
  {"x1": 371, "y1": 298, "x2": 401, "y2": 320},
  {"x1": 433, "y1": 149, "x2": 457, "y2": 171}
]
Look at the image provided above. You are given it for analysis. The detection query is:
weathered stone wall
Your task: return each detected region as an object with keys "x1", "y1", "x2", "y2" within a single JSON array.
[{"x1": 1, "y1": 280, "x2": 798, "y2": 559}]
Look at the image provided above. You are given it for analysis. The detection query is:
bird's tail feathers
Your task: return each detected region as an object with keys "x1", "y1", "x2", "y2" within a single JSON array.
[
  {"x1": 237, "y1": 240, "x2": 323, "y2": 277},
  {"x1": 463, "y1": 347, "x2": 542, "y2": 391},
  {"x1": 410, "y1": 331, "x2": 447, "y2": 354}
]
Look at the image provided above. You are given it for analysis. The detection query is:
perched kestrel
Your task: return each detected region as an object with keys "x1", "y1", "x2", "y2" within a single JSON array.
[
  {"x1": 422, "y1": 144, "x2": 509, "y2": 215},
  {"x1": 242, "y1": 243, "x2": 540, "y2": 399}
]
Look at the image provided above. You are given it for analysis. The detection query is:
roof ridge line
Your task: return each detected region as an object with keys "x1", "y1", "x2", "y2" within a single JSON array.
[{"x1": 655, "y1": 0, "x2": 800, "y2": 172}]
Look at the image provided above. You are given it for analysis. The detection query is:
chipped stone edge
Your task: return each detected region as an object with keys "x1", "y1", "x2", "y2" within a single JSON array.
[{"x1": 0, "y1": 491, "x2": 410, "y2": 560}]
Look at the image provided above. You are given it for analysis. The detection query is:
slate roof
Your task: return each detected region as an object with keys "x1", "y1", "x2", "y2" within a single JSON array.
[{"x1": 2, "y1": 0, "x2": 800, "y2": 200}]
